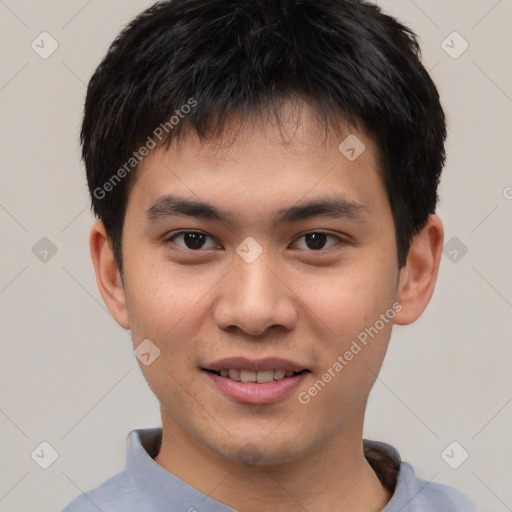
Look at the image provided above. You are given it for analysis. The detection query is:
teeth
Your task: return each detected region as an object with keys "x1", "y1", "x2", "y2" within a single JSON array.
[
  {"x1": 256, "y1": 370, "x2": 274, "y2": 383},
  {"x1": 228, "y1": 369, "x2": 241, "y2": 381},
  {"x1": 273, "y1": 369, "x2": 286, "y2": 379},
  {"x1": 216, "y1": 369, "x2": 299, "y2": 382},
  {"x1": 240, "y1": 370, "x2": 257, "y2": 382}
]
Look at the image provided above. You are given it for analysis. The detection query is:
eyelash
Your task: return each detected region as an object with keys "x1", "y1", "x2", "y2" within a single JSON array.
[{"x1": 164, "y1": 230, "x2": 344, "y2": 252}]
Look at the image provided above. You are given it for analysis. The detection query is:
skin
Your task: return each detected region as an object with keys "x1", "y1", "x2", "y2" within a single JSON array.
[{"x1": 90, "y1": 105, "x2": 444, "y2": 512}]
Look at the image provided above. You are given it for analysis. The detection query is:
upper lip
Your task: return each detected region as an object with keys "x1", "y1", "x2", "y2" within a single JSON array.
[{"x1": 203, "y1": 357, "x2": 309, "y2": 372}]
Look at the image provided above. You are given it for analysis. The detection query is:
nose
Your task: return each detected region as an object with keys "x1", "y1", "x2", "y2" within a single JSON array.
[{"x1": 212, "y1": 250, "x2": 298, "y2": 337}]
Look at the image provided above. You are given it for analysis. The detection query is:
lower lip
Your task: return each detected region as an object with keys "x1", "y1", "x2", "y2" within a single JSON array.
[{"x1": 203, "y1": 370, "x2": 308, "y2": 405}]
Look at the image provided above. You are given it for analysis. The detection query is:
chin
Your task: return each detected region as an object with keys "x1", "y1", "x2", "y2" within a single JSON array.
[{"x1": 209, "y1": 431, "x2": 313, "y2": 468}]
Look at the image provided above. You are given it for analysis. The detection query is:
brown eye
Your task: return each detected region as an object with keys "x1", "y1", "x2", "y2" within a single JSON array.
[
  {"x1": 168, "y1": 231, "x2": 220, "y2": 250},
  {"x1": 182, "y1": 232, "x2": 206, "y2": 249},
  {"x1": 291, "y1": 232, "x2": 340, "y2": 251},
  {"x1": 304, "y1": 233, "x2": 328, "y2": 250}
]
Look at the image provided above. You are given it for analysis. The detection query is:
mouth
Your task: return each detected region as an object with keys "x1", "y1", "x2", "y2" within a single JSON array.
[
  {"x1": 204, "y1": 368, "x2": 309, "y2": 383},
  {"x1": 201, "y1": 357, "x2": 311, "y2": 404}
]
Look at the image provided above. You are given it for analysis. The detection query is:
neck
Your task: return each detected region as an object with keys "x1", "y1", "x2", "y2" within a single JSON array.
[{"x1": 154, "y1": 409, "x2": 392, "y2": 512}]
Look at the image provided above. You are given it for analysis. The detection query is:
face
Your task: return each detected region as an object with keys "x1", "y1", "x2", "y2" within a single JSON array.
[{"x1": 119, "y1": 108, "x2": 402, "y2": 465}]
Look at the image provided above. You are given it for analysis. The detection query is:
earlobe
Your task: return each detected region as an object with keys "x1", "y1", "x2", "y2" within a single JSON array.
[
  {"x1": 394, "y1": 214, "x2": 444, "y2": 326},
  {"x1": 89, "y1": 220, "x2": 130, "y2": 329}
]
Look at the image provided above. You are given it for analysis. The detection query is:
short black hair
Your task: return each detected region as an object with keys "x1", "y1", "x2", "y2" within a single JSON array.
[{"x1": 82, "y1": 0, "x2": 446, "y2": 273}]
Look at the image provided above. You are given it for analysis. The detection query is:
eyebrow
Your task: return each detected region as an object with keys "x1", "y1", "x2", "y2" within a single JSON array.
[{"x1": 145, "y1": 194, "x2": 370, "y2": 227}]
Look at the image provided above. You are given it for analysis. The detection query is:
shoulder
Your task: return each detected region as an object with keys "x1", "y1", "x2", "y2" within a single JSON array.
[
  {"x1": 61, "y1": 470, "x2": 138, "y2": 512},
  {"x1": 61, "y1": 429, "x2": 164, "y2": 512},
  {"x1": 390, "y1": 462, "x2": 479, "y2": 511},
  {"x1": 363, "y1": 440, "x2": 479, "y2": 512}
]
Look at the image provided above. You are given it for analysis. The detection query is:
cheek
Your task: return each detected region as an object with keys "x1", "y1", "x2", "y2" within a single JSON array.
[
  {"x1": 299, "y1": 262, "x2": 397, "y2": 337},
  {"x1": 124, "y1": 267, "x2": 206, "y2": 401},
  {"x1": 124, "y1": 261, "x2": 214, "y2": 342},
  {"x1": 295, "y1": 254, "x2": 398, "y2": 399}
]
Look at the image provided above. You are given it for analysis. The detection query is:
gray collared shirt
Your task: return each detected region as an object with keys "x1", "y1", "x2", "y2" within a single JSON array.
[{"x1": 62, "y1": 428, "x2": 478, "y2": 512}]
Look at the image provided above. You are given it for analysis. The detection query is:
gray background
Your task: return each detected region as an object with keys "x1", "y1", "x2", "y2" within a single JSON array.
[{"x1": 1, "y1": 0, "x2": 511, "y2": 510}]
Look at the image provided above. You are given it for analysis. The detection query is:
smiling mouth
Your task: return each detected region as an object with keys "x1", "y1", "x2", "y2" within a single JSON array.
[{"x1": 204, "y1": 368, "x2": 309, "y2": 383}]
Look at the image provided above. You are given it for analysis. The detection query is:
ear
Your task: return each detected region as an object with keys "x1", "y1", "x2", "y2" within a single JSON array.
[
  {"x1": 394, "y1": 214, "x2": 444, "y2": 325},
  {"x1": 89, "y1": 220, "x2": 130, "y2": 329}
]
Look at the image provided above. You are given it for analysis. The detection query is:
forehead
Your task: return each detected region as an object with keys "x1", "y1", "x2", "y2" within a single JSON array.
[{"x1": 126, "y1": 104, "x2": 387, "y2": 225}]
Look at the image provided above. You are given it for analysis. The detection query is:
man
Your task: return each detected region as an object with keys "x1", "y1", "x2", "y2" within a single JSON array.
[{"x1": 63, "y1": 0, "x2": 479, "y2": 510}]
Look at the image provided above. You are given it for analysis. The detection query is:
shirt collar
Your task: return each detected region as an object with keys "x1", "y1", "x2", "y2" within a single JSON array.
[
  {"x1": 125, "y1": 428, "x2": 235, "y2": 511},
  {"x1": 126, "y1": 428, "x2": 406, "y2": 511}
]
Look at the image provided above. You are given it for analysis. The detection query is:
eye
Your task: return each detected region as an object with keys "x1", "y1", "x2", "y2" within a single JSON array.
[
  {"x1": 166, "y1": 231, "x2": 221, "y2": 250},
  {"x1": 291, "y1": 232, "x2": 341, "y2": 251}
]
